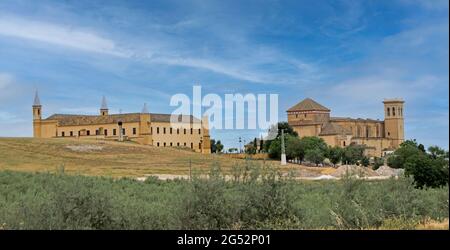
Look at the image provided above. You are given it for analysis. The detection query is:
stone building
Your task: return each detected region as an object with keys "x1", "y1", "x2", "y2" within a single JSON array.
[
  {"x1": 32, "y1": 92, "x2": 211, "y2": 154},
  {"x1": 287, "y1": 98, "x2": 405, "y2": 157}
]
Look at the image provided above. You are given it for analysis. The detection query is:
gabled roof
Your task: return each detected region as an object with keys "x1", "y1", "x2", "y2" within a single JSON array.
[
  {"x1": 287, "y1": 98, "x2": 330, "y2": 112},
  {"x1": 319, "y1": 122, "x2": 352, "y2": 136},
  {"x1": 44, "y1": 113, "x2": 201, "y2": 126}
]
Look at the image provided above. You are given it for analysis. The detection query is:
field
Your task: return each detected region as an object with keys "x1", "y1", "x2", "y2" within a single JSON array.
[
  {"x1": 0, "y1": 170, "x2": 448, "y2": 230},
  {"x1": 0, "y1": 137, "x2": 329, "y2": 178},
  {"x1": 0, "y1": 137, "x2": 448, "y2": 230}
]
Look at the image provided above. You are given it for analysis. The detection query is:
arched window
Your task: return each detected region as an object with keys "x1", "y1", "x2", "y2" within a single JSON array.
[
  {"x1": 387, "y1": 107, "x2": 390, "y2": 116},
  {"x1": 392, "y1": 107, "x2": 396, "y2": 116}
]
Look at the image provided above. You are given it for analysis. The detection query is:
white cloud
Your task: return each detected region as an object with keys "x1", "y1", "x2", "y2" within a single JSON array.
[{"x1": 0, "y1": 16, "x2": 129, "y2": 57}]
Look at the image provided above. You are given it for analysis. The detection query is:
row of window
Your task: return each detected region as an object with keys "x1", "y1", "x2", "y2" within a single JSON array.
[
  {"x1": 60, "y1": 128, "x2": 137, "y2": 137},
  {"x1": 153, "y1": 127, "x2": 201, "y2": 135},
  {"x1": 59, "y1": 127, "x2": 202, "y2": 137},
  {"x1": 156, "y1": 142, "x2": 201, "y2": 149}
]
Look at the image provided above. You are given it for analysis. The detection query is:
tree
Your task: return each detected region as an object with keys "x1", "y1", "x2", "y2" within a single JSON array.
[
  {"x1": 305, "y1": 148, "x2": 325, "y2": 166},
  {"x1": 342, "y1": 144, "x2": 365, "y2": 165},
  {"x1": 372, "y1": 157, "x2": 384, "y2": 170},
  {"x1": 285, "y1": 135, "x2": 302, "y2": 161},
  {"x1": 428, "y1": 146, "x2": 448, "y2": 160},
  {"x1": 264, "y1": 122, "x2": 298, "y2": 151},
  {"x1": 246, "y1": 144, "x2": 256, "y2": 155},
  {"x1": 327, "y1": 146, "x2": 343, "y2": 167},
  {"x1": 387, "y1": 140, "x2": 424, "y2": 169},
  {"x1": 268, "y1": 138, "x2": 282, "y2": 159},
  {"x1": 404, "y1": 153, "x2": 449, "y2": 188},
  {"x1": 216, "y1": 140, "x2": 224, "y2": 153},
  {"x1": 361, "y1": 156, "x2": 370, "y2": 167},
  {"x1": 387, "y1": 140, "x2": 449, "y2": 188},
  {"x1": 210, "y1": 139, "x2": 224, "y2": 153}
]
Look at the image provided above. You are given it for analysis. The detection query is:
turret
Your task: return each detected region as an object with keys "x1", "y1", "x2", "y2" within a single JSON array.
[
  {"x1": 138, "y1": 103, "x2": 152, "y2": 144},
  {"x1": 100, "y1": 96, "x2": 108, "y2": 116},
  {"x1": 33, "y1": 90, "x2": 42, "y2": 120},
  {"x1": 32, "y1": 90, "x2": 42, "y2": 137}
]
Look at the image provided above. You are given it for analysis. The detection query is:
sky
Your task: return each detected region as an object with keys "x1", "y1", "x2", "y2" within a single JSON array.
[{"x1": 0, "y1": 0, "x2": 448, "y2": 149}]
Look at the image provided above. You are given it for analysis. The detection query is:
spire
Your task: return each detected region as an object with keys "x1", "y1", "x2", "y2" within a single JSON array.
[
  {"x1": 141, "y1": 103, "x2": 149, "y2": 113},
  {"x1": 33, "y1": 90, "x2": 41, "y2": 106},
  {"x1": 100, "y1": 96, "x2": 108, "y2": 110}
]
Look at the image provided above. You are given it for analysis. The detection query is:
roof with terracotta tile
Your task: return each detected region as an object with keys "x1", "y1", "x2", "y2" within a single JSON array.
[{"x1": 287, "y1": 98, "x2": 330, "y2": 112}]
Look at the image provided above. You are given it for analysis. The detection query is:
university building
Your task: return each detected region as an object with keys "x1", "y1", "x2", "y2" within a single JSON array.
[
  {"x1": 32, "y1": 92, "x2": 211, "y2": 154},
  {"x1": 287, "y1": 98, "x2": 405, "y2": 157}
]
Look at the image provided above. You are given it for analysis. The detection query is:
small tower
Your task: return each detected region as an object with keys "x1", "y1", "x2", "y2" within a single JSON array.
[
  {"x1": 100, "y1": 96, "x2": 108, "y2": 116},
  {"x1": 32, "y1": 90, "x2": 42, "y2": 137},
  {"x1": 138, "y1": 103, "x2": 152, "y2": 145},
  {"x1": 383, "y1": 98, "x2": 405, "y2": 148}
]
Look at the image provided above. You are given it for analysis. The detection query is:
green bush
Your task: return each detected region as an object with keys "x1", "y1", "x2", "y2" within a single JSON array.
[{"x1": 0, "y1": 165, "x2": 447, "y2": 230}]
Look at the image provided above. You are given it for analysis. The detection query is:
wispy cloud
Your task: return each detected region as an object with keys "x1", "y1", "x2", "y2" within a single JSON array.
[{"x1": 0, "y1": 16, "x2": 129, "y2": 57}]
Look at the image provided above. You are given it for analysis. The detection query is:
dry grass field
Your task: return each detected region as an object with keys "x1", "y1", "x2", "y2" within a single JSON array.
[{"x1": 0, "y1": 137, "x2": 323, "y2": 178}]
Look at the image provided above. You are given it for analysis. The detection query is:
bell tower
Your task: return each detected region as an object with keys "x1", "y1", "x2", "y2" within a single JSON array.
[
  {"x1": 383, "y1": 98, "x2": 405, "y2": 148},
  {"x1": 32, "y1": 90, "x2": 42, "y2": 137},
  {"x1": 100, "y1": 96, "x2": 108, "y2": 116}
]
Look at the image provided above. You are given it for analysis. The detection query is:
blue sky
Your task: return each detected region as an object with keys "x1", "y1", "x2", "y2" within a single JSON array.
[{"x1": 0, "y1": 0, "x2": 448, "y2": 149}]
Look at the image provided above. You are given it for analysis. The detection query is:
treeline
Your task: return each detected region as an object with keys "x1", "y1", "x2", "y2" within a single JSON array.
[{"x1": 0, "y1": 165, "x2": 448, "y2": 230}]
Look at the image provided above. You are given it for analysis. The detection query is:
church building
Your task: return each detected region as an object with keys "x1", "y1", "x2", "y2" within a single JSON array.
[{"x1": 287, "y1": 98, "x2": 405, "y2": 157}]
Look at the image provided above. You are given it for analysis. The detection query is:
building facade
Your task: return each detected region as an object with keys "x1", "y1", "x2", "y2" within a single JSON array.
[
  {"x1": 32, "y1": 92, "x2": 211, "y2": 154},
  {"x1": 287, "y1": 98, "x2": 405, "y2": 157}
]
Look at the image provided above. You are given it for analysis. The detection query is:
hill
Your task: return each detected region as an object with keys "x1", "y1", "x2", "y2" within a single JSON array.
[{"x1": 0, "y1": 137, "x2": 297, "y2": 178}]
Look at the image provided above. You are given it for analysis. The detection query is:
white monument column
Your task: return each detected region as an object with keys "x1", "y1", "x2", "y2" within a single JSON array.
[{"x1": 281, "y1": 129, "x2": 287, "y2": 165}]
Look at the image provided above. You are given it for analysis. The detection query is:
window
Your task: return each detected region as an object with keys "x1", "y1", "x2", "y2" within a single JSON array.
[
  {"x1": 170, "y1": 128, "x2": 172, "y2": 134},
  {"x1": 151, "y1": 127, "x2": 153, "y2": 134},
  {"x1": 304, "y1": 114, "x2": 307, "y2": 118},
  {"x1": 177, "y1": 128, "x2": 179, "y2": 134},
  {"x1": 388, "y1": 132, "x2": 390, "y2": 136},
  {"x1": 163, "y1": 127, "x2": 166, "y2": 134},
  {"x1": 163, "y1": 142, "x2": 166, "y2": 147},
  {"x1": 198, "y1": 129, "x2": 201, "y2": 134},
  {"x1": 157, "y1": 142, "x2": 160, "y2": 147},
  {"x1": 157, "y1": 127, "x2": 159, "y2": 134},
  {"x1": 190, "y1": 128, "x2": 193, "y2": 134},
  {"x1": 191, "y1": 143, "x2": 193, "y2": 149},
  {"x1": 96, "y1": 130, "x2": 99, "y2": 135},
  {"x1": 104, "y1": 129, "x2": 108, "y2": 136},
  {"x1": 78, "y1": 131, "x2": 81, "y2": 136},
  {"x1": 87, "y1": 130, "x2": 90, "y2": 136},
  {"x1": 170, "y1": 142, "x2": 173, "y2": 146},
  {"x1": 392, "y1": 107, "x2": 396, "y2": 116},
  {"x1": 343, "y1": 141, "x2": 346, "y2": 146},
  {"x1": 113, "y1": 129, "x2": 116, "y2": 135},
  {"x1": 70, "y1": 131, "x2": 73, "y2": 137},
  {"x1": 184, "y1": 142, "x2": 186, "y2": 146},
  {"x1": 387, "y1": 107, "x2": 390, "y2": 116},
  {"x1": 184, "y1": 129, "x2": 186, "y2": 134},
  {"x1": 37, "y1": 109, "x2": 40, "y2": 115},
  {"x1": 62, "y1": 132, "x2": 65, "y2": 137},
  {"x1": 366, "y1": 126, "x2": 370, "y2": 138},
  {"x1": 199, "y1": 143, "x2": 201, "y2": 149},
  {"x1": 122, "y1": 128, "x2": 126, "y2": 135},
  {"x1": 133, "y1": 128, "x2": 137, "y2": 135},
  {"x1": 177, "y1": 142, "x2": 180, "y2": 146},
  {"x1": 296, "y1": 114, "x2": 298, "y2": 118}
]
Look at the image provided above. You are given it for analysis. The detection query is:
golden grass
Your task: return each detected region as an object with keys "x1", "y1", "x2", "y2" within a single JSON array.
[{"x1": 0, "y1": 137, "x2": 300, "y2": 178}]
